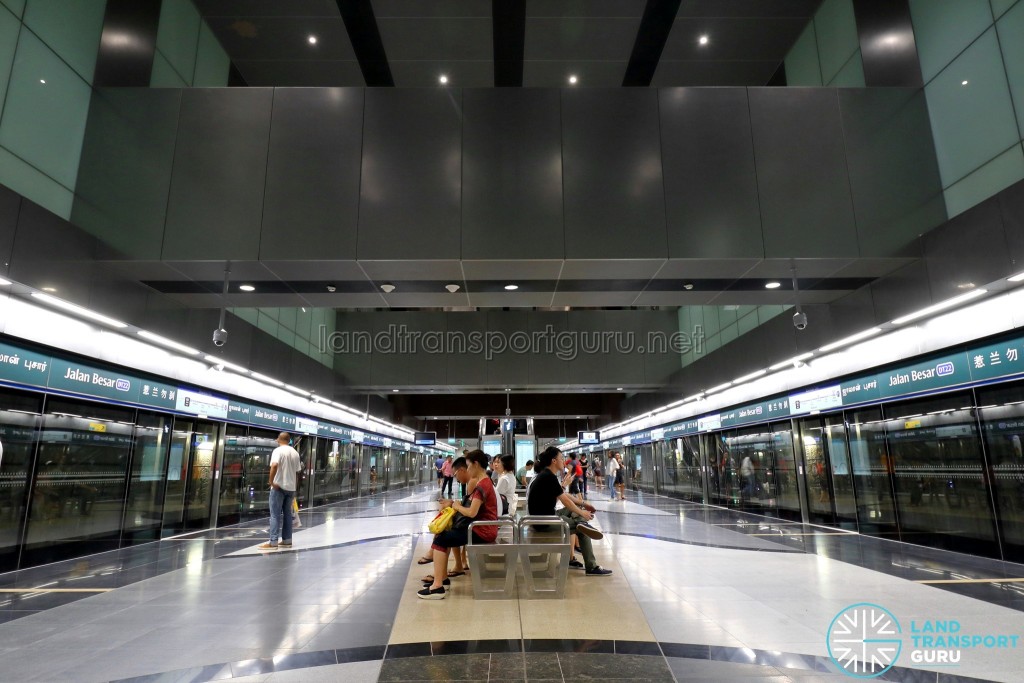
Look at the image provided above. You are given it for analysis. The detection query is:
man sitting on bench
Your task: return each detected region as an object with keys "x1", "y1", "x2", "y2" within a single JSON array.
[{"x1": 526, "y1": 446, "x2": 612, "y2": 576}]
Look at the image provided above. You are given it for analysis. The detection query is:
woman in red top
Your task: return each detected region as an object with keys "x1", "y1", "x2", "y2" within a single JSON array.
[{"x1": 419, "y1": 450, "x2": 498, "y2": 600}]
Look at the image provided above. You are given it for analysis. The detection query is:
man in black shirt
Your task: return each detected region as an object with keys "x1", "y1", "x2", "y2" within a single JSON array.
[{"x1": 527, "y1": 446, "x2": 612, "y2": 576}]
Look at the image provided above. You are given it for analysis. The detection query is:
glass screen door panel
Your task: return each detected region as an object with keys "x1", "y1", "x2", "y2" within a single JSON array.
[{"x1": 183, "y1": 420, "x2": 219, "y2": 529}]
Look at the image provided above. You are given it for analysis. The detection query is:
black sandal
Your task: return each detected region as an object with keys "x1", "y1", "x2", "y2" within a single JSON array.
[{"x1": 416, "y1": 557, "x2": 432, "y2": 565}]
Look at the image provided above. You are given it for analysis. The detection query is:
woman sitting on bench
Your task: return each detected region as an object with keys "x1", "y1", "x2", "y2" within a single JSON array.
[{"x1": 419, "y1": 450, "x2": 498, "y2": 600}]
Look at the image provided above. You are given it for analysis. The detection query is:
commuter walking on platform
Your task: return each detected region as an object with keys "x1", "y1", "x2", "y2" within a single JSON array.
[
  {"x1": 435, "y1": 454, "x2": 445, "y2": 495},
  {"x1": 258, "y1": 432, "x2": 302, "y2": 550},
  {"x1": 441, "y1": 455, "x2": 454, "y2": 498}
]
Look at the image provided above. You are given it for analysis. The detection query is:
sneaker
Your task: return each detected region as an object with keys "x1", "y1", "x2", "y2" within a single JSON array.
[
  {"x1": 568, "y1": 559, "x2": 584, "y2": 570},
  {"x1": 585, "y1": 566, "x2": 613, "y2": 576},
  {"x1": 417, "y1": 586, "x2": 446, "y2": 600},
  {"x1": 257, "y1": 542, "x2": 278, "y2": 550},
  {"x1": 576, "y1": 523, "x2": 604, "y2": 540}
]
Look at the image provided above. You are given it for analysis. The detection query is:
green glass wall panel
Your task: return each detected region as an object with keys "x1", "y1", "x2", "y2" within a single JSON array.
[
  {"x1": 0, "y1": 0, "x2": 23, "y2": 19},
  {"x1": 720, "y1": 323, "x2": 738, "y2": 346},
  {"x1": 944, "y1": 143, "x2": 1024, "y2": 217},
  {"x1": 785, "y1": 21, "x2": 822, "y2": 86},
  {"x1": 828, "y1": 49, "x2": 865, "y2": 87},
  {"x1": 277, "y1": 306, "x2": 297, "y2": 333},
  {"x1": 23, "y1": 0, "x2": 105, "y2": 83},
  {"x1": 150, "y1": 51, "x2": 187, "y2": 87},
  {"x1": 155, "y1": 0, "x2": 200, "y2": 85},
  {"x1": 702, "y1": 306, "x2": 720, "y2": 336},
  {"x1": 0, "y1": 145, "x2": 71, "y2": 217},
  {"x1": 814, "y1": 0, "x2": 859, "y2": 84},
  {"x1": 296, "y1": 308, "x2": 312, "y2": 342},
  {"x1": 231, "y1": 308, "x2": 258, "y2": 326},
  {"x1": 910, "y1": 0, "x2": 994, "y2": 82},
  {"x1": 738, "y1": 312, "x2": 759, "y2": 335},
  {"x1": 277, "y1": 327, "x2": 295, "y2": 347},
  {"x1": 0, "y1": 29, "x2": 90, "y2": 189},
  {"x1": 192, "y1": 21, "x2": 229, "y2": 87},
  {"x1": 997, "y1": 1, "x2": 1024, "y2": 137},
  {"x1": 991, "y1": 0, "x2": 1019, "y2": 19},
  {"x1": 924, "y1": 28, "x2": 1019, "y2": 186},
  {"x1": 0, "y1": 7, "x2": 20, "y2": 121},
  {"x1": 256, "y1": 311, "x2": 279, "y2": 338}
]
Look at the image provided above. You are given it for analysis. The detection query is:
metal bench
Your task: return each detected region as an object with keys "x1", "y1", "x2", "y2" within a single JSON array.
[
  {"x1": 466, "y1": 519, "x2": 518, "y2": 600},
  {"x1": 517, "y1": 516, "x2": 572, "y2": 599}
]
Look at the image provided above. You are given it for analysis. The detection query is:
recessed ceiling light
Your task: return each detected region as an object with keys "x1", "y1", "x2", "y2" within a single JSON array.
[
  {"x1": 698, "y1": 35, "x2": 709, "y2": 45},
  {"x1": 39, "y1": 79, "x2": 45, "y2": 84},
  {"x1": 308, "y1": 35, "x2": 317, "y2": 45},
  {"x1": 617, "y1": 387, "x2": 624, "y2": 391},
  {"x1": 239, "y1": 284, "x2": 255, "y2": 292},
  {"x1": 957, "y1": 282, "x2": 975, "y2": 289},
  {"x1": 42, "y1": 286, "x2": 57, "y2": 292},
  {"x1": 765, "y1": 281, "x2": 781, "y2": 289},
  {"x1": 568, "y1": 75, "x2": 578, "y2": 84},
  {"x1": 392, "y1": 389, "x2": 399, "y2": 392},
  {"x1": 439, "y1": 74, "x2": 448, "y2": 84},
  {"x1": 504, "y1": 284, "x2": 518, "y2": 291},
  {"x1": 961, "y1": 80, "x2": 969, "y2": 86}
]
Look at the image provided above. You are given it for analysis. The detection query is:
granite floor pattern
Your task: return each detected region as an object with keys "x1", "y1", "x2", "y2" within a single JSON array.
[{"x1": 0, "y1": 483, "x2": 1022, "y2": 682}]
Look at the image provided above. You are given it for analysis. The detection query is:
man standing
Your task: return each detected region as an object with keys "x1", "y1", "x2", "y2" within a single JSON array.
[
  {"x1": 435, "y1": 454, "x2": 445, "y2": 495},
  {"x1": 258, "y1": 432, "x2": 302, "y2": 550},
  {"x1": 517, "y1": 459, "x2": 533, "y2": 486},
  {"x1": 441, "y1": 455, "x2": 454, "y2": 498},
  {"x1": 527, "y1": 446, "x2": 612, "y2": 576}
]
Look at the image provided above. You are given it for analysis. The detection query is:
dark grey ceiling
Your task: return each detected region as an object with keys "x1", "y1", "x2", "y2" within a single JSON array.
[{"x1": 193, "y1": 0, "x2": 822, "y2": 87}]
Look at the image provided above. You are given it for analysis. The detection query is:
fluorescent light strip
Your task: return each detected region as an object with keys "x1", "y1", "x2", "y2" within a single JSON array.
[
  {"x1": 31, "y1": 292, "x2": 127, "y2": 328},
  {"x1": 705, "y1": 382, "x2": 732, "y2": 395},
  {"x1": 769, "y1": 352, "x2": 814, "y2": 371},
  {"x1": 0, "y1": 278, "x2": 11, "y2": 286},
  {"x1": 137, "y1": 330, "x2": 200, "y2": 355},
  {"x1": 1008, "y1": 272, "x2": 1024, "y2": 282},
  {"x1": 250, "y1": 372, "x2": 284, "y2": 386},
  {"x1": 891, "y1": 289, "x2": 988, "y2": 325},
  {"x1": 203, "y1": 355, "x2": 247, "y2": 373},
  {"x1": 684, "y1": 393, "x2": 703, "y2": 402},
  {"x1": 283, "y1": 384, "x2": 310, "y2": 396},
  {"x1": 819, "y1": 327, "x2": 882, "y2": 353},
  {"x1": 734, "y1": 369, "x2": 767, "y2": 384}
]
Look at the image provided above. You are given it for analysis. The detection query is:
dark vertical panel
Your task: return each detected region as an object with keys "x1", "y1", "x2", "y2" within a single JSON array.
[
  {"x1": 358, "y1": 89, "x2": 462, "y2": 260},
  {"x1": 839, "y1": 88, "x2": 946, "y2": 257},
  {"x1": 10, "y1": 200, "x2": 100, "y2": 295},
  {"x1": 562, "y1": 89, "x2": 667, "y2": 259},
  {"x1": 924, "y1": 197, "x2": 1011, "y2": 302},
  {"x1": 852, "y1": 0, "x2": 923, "y2": 87},
  {"x1": 623, "y1": 0, "x2": 682, "y2": 86},
  {"x1": 485, "y1": 310, "x2": 531, "y2": 387},
  {"x1": 869, "y1": 260, "x2": 933, "y2": 324},
  {"x1": 332, "y1": 313, "x2": 373, "y2": 387},
  {"x1": 603, "y1": 310, "x2": 646, "y2": 386},
  {"x1": 748, "y1": 88, "x2": 858, "y2": 258},
  {"x1": 0, "y1": 184, "x2": 21, "y2": 273},
  {"x1": 527, "y1": 311, "x2": 570, "y2": 387},
  {"x1": 93, "y1": 0, "x2": 162, "y2": 87},
  {"x1": 445, "y1": 312, "x2": 488, "y2": 387},
  {"x1": 73, "y1": 88, "x2": 181, "y2": 259},
  {"x1": 767, "y1": 62, "x2": 787, "y2": 86},
  {"x1": 566, "y1": 311, "x2": 607, "y2": 386},
  {"x1": 162, "y1": 88, "x2": 273, "y2": 260},
  {"x1": 462, "y1": 89, "x2": 563, "y2": 259},
  {"x1": 492, "y1": 0, "x2": 525, "y2": 87},
  {"x1": 997, "y1": 179, "x2": 1024, "y2": 270},
  {"x1": 659, "y1": 88, "x2": 763, "y2": 259},
  {"x1": 260, "y1": 88, "x2": 363, "y2": 261},
  {"x1": 336, "y1": 0, "x2": 393, "y2": 86}
]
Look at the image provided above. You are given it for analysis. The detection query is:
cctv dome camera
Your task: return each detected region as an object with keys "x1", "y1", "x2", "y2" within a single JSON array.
[
  {"x1": 792, "y1": 311, "x2": 808, "y2": 331},
  {"x1": 212, "y1": 327, "x2": 228, "y2": 347},
  {"x1": 445, "y1": 283, "x2": 460, "y2": 293}
]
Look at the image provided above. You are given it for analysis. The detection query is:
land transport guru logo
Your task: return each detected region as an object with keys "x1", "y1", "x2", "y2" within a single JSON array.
[{"x1": 827, "y1": 602, "x2": 1020, "y2": 678}]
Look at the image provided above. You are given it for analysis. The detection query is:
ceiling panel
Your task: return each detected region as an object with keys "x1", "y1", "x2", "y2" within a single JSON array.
[
  {"x1": 632, "y1": 290, "x2": 718, "y2": 306},
  {"x1": 560, "y1": 259, "x2": 665, "y2": 280},
  {"x1": 661, "y1": 17, "x2": 809, "y2": 62},
  {"x1": 360, "y1": 260, "x2": 465, "y2": 281},
  {"x1": 522, "y1": 60, "x2": 627, "y2": 87},
  {"x1": 742, "y1": 258, "x2": 856, "y2": 279},
  {"x1": 461, "y1": 260, "x2": 564, "y2": 281},
  {"x1": 193, "y1": 0, "x2": 341, "y2": 17},
  {"x1": 389, "y1": 60, "x2": 493, "y2": 87},
  {"x1": 676, "y1": 0, "x2": 821, "y2": 17},
  {"x1": 206, "y1": 17, "x2": 357, "y2": 60},
  {"x1": 652, "y1": 60, "x2": 779, "y2": 86},
  {"x1": 234, "y1": 60, "x2": 365, "y2": 86},
  {"x1": 525, "y1": 18, "x2": 642, "y2": 60},
  {"x1": 261, "y1": 261, "x2": 372, "y2": 281},
  {"x1": 379, "y1": 292, "x2": 472, "y2": 308},
  {"x1": 654, "y1": 259, "x2": 761, "y2": 279},
  {"x1": 467, "y1": 292, "x2": 554, "y2": 307},
  {"x1": 377, "y1": 18, "x2": 493, "y2": 60},
  {"x1": 551, "y1": 292, "x2": 640, "y2": 307},
  {"x1": 525, "y1": 0, "x2": 647, "y2": 18},
  {"x1": 373, "y1": 0, "x2": 491, "y2": 18}
]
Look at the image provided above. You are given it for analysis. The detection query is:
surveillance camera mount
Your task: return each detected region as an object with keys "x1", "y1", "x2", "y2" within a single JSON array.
[{"x1": 214, "y1": 263, "x2": 230, "y2": 347}]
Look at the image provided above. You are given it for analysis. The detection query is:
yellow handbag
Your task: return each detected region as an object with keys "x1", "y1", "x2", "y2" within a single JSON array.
[{"x1": 428, "y1": 506, "x2": 455, "y2": 534}]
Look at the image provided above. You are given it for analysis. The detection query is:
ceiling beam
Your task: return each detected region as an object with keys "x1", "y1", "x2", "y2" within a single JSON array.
[
  {"x1": 336, "y1": 0, "x2": 393, "y2": 86},
  {"x1": 622, "y1": 0, "x2": 682, "y2": 86},
  {"x1": 492, "y1": 0, "x2": 525, "y2": 87}
]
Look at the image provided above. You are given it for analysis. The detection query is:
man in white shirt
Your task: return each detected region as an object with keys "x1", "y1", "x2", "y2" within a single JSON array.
[
  {"x1": 606, "y1": 453, "x2": 621, "y2": 500},
  {"x1": 258, "y1": 432, "x2": 302, "y2": 550}
]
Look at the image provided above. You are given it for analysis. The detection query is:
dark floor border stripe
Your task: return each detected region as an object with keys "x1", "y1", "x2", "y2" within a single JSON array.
[
  {"x1": 107, "y1": 639, "x2": 1007, "y2": 683},
  {"x1": 214, "y1": 534, "x2": 413, "y2": 560},
  {"x1": 609, "y1": 530, "x2": 803, "y2": 554}
]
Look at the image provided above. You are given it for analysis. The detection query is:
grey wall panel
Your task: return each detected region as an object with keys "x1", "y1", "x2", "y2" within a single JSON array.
[
  {"x1": 371, "y1": 312, "x2": 448, "y2": 387},
  {"x1": 748, "y1": 88, "x2": 858, "y2": 258},
  {"x1": 924, "y1": 196, "x2": 1011, "y2": 302},
  {"x1": 527, "y1": 312, "x2": 571, "y2": 386},
  {"x1": 0, "y1": 185, "x2": 20, "y2": 274},
  {"x1": 826, "y1": 286, "x2": 878, "y2": 341},
  {"x1": 566, "y1": 310, "x2": 608, "y2": 386},
  {"x1": 839, "y1": 88, "x2": 946, "y2": 257},
  {"x1": 445, "y1": 312, "x2": 488, "y2": 386},
  {"x1": 358, "y1": 89, "x2": 462, "y2": 260},
  {"x1": 561, "y1": 89, "x2": 667, "y2": 259},
  {"x1": 73, "y1": 89, "x2": 181, "y2": 260},
  {"x1": 643, "y1": 310, "x2": 684, "y2": 384},
  {"x1": 602, "y1": 310, "x2": 646, "y2": 386},
  {"x1": 332, "y1": 313, "x2": 374, "y2": 386},
  {"x1": 997, "y1": 179, "x2": 1024, "y2": 271},
  {"x1": 869, "y1": 260, "x2": 933, "y2": 324},
  {"x1": 260, "y1": 88, "x2": 364, "y2": 261},
  {"x1": 462, "y1": 89, "x2": 564, "y2": 259},
  {"x1": 162, "y1": 88, "x2": 273, "y2": 260},
  {"x1": 659, "y1": 88, "x2": 763, "y2": 259},
  {"x1": 485, "y1": 310, "x2": 532, "y2": 386},
  {"x1": 10, "y1": 200, "x2": 100, "y2": 301}
]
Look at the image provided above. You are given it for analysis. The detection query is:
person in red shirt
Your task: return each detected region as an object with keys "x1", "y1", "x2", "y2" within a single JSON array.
[{"x1": 419, "y1": 450, "x2": 498, "y2": 600}]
